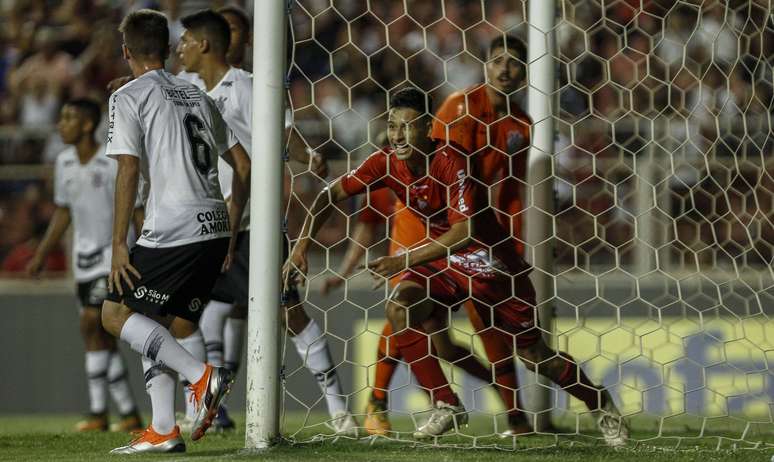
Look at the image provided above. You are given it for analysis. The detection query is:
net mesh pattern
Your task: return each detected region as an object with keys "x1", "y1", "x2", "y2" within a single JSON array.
[{"x1": 279, "y1": 0, "x2": 773, "y2": 450}]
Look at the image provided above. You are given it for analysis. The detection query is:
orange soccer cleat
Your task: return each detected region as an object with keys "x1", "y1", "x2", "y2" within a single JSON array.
[
  {"x1": 110, "y1": 425, "x2": 185, "y2": 454},
  {"x1": 188, "y1": 365, "x2": 234, "y2": 441}
]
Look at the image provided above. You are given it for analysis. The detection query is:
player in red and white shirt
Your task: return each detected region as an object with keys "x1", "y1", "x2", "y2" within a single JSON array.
[
  {"x1": 285, "y1": 87, "x2": 627, "y2": 443},
  {"x1": 100, "y1": 10, "x2": 251, "y2": 454}
]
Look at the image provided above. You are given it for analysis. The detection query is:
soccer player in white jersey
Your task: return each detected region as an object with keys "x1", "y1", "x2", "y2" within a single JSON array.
[
  {"x1": 25, "y1": 99, "x2": 143, "y2": 434},
  {"x1": 99, "y1": 10, "x2": 251, "y2": 454},
  {"x1": 175, "y1": 8, "x2": 251, "y2": 433},
  {"x1": 175, "y1": 9, "x2": 357, "y2": 436}
]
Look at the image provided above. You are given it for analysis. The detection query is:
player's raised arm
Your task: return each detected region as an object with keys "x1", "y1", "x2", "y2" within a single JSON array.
[
  {"x1": 285, "y1": 147, "x2": 389, "y2": 282},
  {"x1": 322, "y1": 219, "x2": 378, "y2": 295},
  {"x1": 284, "y1": 179, "x2": 351, "y2": 282}
]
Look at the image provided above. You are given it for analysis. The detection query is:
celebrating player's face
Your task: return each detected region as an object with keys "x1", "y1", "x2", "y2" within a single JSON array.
[
  {"x1": 486, "y1": 46, "x2": 524, "y2": 94},
  {"x1": 177, "y1": 30, "x2": 202, "y2": 72},
  {"x1": 387, "y1": 107, "x2": 431, "y2": 161},
  {"x1": 57, "y1": 105, "x2": 86, "y2": 144}
]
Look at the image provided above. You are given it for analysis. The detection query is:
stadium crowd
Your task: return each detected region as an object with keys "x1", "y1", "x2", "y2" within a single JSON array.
[{"x1": 0, "y1": 0, "x2": 771, "y2": 275}]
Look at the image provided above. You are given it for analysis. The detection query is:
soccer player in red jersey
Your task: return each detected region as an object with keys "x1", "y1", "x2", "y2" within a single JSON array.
[
  {"x1": 352, "y1": 35, "x2": 537, "y2": 436},
  {"x1": 323, "y1": 187, "x2": 510, "y2": 437},
  {"x1": 285, "y1": 87, "x2": 628, "y2": 444}
]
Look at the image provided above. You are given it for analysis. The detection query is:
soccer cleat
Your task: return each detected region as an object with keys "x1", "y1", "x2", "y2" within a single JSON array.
[
  {"x1": 594, "y1": 391, "x2": 629, "y2": 447},
  {"x1": 327, "y1": 411, "x2": 359, "y2": 438},
  {"x1": 109, "y1": 425, "x2": 185, "y2": 454},
  {"x1": 75, "y1": 412, "x2": 108, "y2": 432},
  {"x1": 413, "y1": 401, "x2": 468, "y2": 440},
  {"x1": 364, "y1": 396, "x2": 391, "y2": 436},
  {"x1": 213, "y1": 405, "x2": 236, "y2": 432},
  {"x1": 109, "y1": 410, "x2": 144, "y2": 433},
  {"x1": 189, "y1": 365, "x2": 234, "y2": 441}
]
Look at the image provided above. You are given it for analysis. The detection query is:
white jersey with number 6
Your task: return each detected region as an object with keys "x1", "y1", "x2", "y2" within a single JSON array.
[{"x1": 105, "y1": 70, "x2": 238, "y2": 248}]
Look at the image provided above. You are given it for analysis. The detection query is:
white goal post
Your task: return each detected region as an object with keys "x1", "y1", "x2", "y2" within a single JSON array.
[{"x1": 245, "y1": 0, "x2": 285, "y2": 449}]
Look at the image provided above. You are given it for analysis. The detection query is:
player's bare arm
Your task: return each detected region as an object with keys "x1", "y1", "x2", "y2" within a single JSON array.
[
  {"x1": 25, "y1": 207, "x2": 72, "y2": 277},
  {"x1": 221, "y1": 143, "x2": 251, "y2": 271},
  {"x1": 109, "y1": 154, "x2": 141, "y2": 296},
  {"x1": 321, "y1": 220, "x2": 377, "y2": 295},
  {"x1": 283, "y1": 179, "x2": 351, "y2": 284},
  {"x1": 287, "y1": 126, "x2": 328, "y2": 178},
  {"x1": 368, "y1": 219, "x2": 472, "y2": 282}
]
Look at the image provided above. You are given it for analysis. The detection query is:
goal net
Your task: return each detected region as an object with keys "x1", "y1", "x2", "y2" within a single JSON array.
[{"x1": 277, "y1": 0, "x2": 773, "y2": 450}]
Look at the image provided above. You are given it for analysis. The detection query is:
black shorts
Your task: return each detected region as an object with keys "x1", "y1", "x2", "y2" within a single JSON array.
[
  {"x1": 211, "y1": 231, "x2": 249, "y2": 305},
  {"x1": 77, "y1": 276, "x2": 109, "y2": 308},
  {"x1": 106, "y1": 238, "x2": 229, "y2": 323}
]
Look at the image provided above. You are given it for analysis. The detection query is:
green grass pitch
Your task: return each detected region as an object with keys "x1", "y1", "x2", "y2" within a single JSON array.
[{"x1": 0, "y1": 413, "x2": 771, "y2": 462}]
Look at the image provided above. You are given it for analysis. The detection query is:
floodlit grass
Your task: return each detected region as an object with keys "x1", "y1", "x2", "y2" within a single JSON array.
[{"x1": 0, "y1": 413, "x2": 771, "y2": 462}]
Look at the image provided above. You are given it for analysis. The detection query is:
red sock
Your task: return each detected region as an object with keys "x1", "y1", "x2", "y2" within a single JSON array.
[
  {"x1": 392, "y1": 328, "x2": 458, "y2": 405},
  {"x1": 467, "y1": 302, "x2": 524, "y2": 419},
  {"x1": 554, "y1": 352, "x2": 602, "y2": 411},
  {"x1": 372, "y1": 322, "x2": 398, "y2": 401}
]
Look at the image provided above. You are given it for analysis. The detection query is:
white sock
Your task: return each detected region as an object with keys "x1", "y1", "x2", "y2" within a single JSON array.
[
  {"x1": 142, "y1": 357, "x2": 176, "y2": 435},
  {"x1": 85, "y1": 351, "x2": 110, "y2": 414},
  {"x1": 120, "y1": 313, "x2": 206, "y2": 384},
  {"x1": 223, "y1": 317, "x2": 246, "y2": 373},
  {"x1": 176, "y1": 330, "x2": 206, "y2": 420},
  {"x1": 200, "y1": 300, "x2": 231, "y2": 367},
  {"x1": 290, "y1": 319, "x2": 347, "y2": 416},
  {"x1": 107, "y1": 351, "x2": 137, "y2": 415}
]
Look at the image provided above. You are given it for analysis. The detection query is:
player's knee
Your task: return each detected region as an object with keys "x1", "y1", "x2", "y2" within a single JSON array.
[{"x1": 100, "y1": 300, "x2": 133, "y2": 338}]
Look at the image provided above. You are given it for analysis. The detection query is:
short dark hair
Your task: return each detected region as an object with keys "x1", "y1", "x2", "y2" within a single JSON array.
[
  {"x1": 65, "y1": 98, "x2": 102, "y2": 132},
  {"x1": 182, "y1": 9, "x2": 231, "y2": 55},
  {"x1": 389, "y1": 87, "x2": 432, "y2": 114},
  {"x1": 489, "y1": 34, "x2": 526, "y2": 61},
  {"x1": 119, "y1": 9, "x2": 169, "y2": 60},
  {"x1": 217, "y1": 5, "x2": 250, "y2": 33}
]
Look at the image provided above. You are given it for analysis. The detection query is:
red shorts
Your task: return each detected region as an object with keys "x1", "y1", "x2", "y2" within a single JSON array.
[{"x1": 399, "y1": 259, "x2": 541, "y2": 348}]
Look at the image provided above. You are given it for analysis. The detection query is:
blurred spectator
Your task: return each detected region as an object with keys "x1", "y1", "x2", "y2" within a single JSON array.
[
  {"x1": 1, "y1": 220, "x2": 66, "y2": 274},
  {"x1": 8, "y1": 27, "x2": 74, "y2": 127}
]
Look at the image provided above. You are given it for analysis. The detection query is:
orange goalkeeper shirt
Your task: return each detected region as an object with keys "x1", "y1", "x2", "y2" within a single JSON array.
[
  {"x1": 431, "y1": 85, "x2": 531, "y2": 255},
  {"x1": 358, "y1": 187, "x2": 427, "y2": 257}
]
